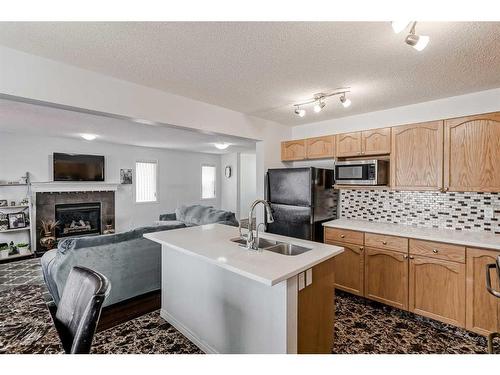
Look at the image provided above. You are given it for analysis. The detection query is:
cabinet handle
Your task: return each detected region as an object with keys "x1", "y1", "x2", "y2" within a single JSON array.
[
  {"x1": 409, "y1": 256, "x2": 414, "y2": 259},
  {"x1": 432, "y1": 249, "x2": 439, "y2": 254},
  {"x1": 359, "y1": 247, "x2": 364, "y2": 251},
  {"x1": 340, "y1": 234, "x2": 345, "y2": 238},
  {"x1": 443, "y1": 187, "x2": 449, "y2": 192},
  {"x1": 382, "y1": 241, "x2": 387, "y2": 245},
  {"x1": 403, "y1": 255, "x2": 408, "y2": 259}
]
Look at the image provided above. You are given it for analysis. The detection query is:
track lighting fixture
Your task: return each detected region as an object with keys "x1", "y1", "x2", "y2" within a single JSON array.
[
  {"x1": 392, "y1": 21, "x2": 429, "y2": 51},
  {"x1": 405, "y1": 22, "x2": 429, "y2": 51},
  {"x1": 313, "y1": 99, "x2": 325, "y2": 113},
  {"x1": 340, "y1": 94, "x2": 351, "y2": 108},
  {"x1": 292, "y1": 89, "x2": 351, "y2": 117},
  {"x1": 294, "y1": 107, "x2": 306, "y2": 117}
]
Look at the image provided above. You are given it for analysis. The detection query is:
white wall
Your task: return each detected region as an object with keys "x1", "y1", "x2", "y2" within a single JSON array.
[
  {"x1": 0, "y1": 46, "x2": 291, "y2": 225},
  {"x1": 292, "y1": 88, "x2": 500, "y2": 139},
  {"x1": 239, "y1": 153, "x2": 257, "y2": 219},
  {"x1": 220, "y1": 152, "x2": 240, "y2": 217},
  {"x1": 0, "y1": 132, "x2": 221, "y2": 232}
]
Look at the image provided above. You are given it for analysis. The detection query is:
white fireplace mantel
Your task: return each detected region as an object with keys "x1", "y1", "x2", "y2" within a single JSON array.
[{"x1": 31, "y1": 182, "x2": 120, "y2": 193}]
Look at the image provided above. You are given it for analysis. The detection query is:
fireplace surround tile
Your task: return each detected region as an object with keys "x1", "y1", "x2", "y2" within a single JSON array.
[{"x1": 35, "y1": 191, "x2": 115, "y2": 253}]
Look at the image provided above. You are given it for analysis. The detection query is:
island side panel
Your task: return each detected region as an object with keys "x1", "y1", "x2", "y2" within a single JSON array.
[
  {"x1": 160, "y1": 244, "x2": 289, "y2": 354},
  {"x1": 297, "y1": 257, "x2": 336, "y2": 354}
]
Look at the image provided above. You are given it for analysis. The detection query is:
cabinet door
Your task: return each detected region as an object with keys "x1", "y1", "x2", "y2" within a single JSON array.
[
  {"x1": 281, "y1": 140, "x2": 306, "y2": 161},
  {"x1": 298, "y1": 257, "x2": 336, "y2": 354},
  {"x1": 336, "y1": 132, "x2": 362, "y2": 157},
  {"x1": 391, "y1": 121, "x2": 443, "y2": 190},
  {"x1": 306, "y1": 135, "x2": 335, "y2": 159},
  {"x1": 466, "y1": 248, "x2": 500, "y2": 335},
  {"x1": 409, "y1": 256, "x2": 466, "y2": 327},
  {"x1": 444, "y1": 112, "x2": 500, "y2": 192},
  {"x1": 364, "y1": 247, "x2": 408, "y2": 310},
  {"x1": 326, "y1": 240, "x2": 365, "y2": 296},
  {"x1": 361, "y1": 127, "x2": 391, "y2": 156}
]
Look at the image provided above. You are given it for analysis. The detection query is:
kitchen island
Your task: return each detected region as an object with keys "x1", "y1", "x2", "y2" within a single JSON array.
[{"x1": 144, "y1": 223, "x2": 343, "y2": 354}]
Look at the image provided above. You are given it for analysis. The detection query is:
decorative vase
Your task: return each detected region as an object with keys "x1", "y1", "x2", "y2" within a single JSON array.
[{"x1": 40, "y1": 232, "x2": 56, "y2": 250}]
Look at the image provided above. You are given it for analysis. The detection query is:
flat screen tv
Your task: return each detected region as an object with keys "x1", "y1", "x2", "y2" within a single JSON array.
[{"x1": 53, "y1": 153, "x2": 105, "y2": 182}]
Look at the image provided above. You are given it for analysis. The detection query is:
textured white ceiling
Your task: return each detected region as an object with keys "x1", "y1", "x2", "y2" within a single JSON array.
[
  {"x1": 0, "y1": 98, "x2": 256, "y2": 154},
  {"x1": 0, "y1": 22, "x2": 499, "y2": 126}
]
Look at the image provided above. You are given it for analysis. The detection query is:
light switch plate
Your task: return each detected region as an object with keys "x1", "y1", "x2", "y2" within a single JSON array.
[
  {"x1": 298, "y1": 272, "x2": 305, "y2": 291},
  {"x1": 306, "y1": 268, "x2": 313, "y2": 286}
]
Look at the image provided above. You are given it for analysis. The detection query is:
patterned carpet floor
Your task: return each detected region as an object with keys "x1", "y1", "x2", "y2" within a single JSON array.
[{"x1": 0, "y1": 258, "x2": 495, "y2": 354}]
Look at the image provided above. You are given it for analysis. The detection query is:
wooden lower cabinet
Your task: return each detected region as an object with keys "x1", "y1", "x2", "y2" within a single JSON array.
[
  {"x1": 409, "y1": 256, "x2": 466, "y2": 327},
  {"x1": 298, "y1": 257, "x2": 336, "y2": 354},
  {"x1": 327, "y1": 241, "x2": 365, "y2": 296},
  {"x1": 466, "y1": 248, "x2": 500, "y2": 335},
  {"x1": 364, "y1": 247, "x2": 408, "y2": 310}
]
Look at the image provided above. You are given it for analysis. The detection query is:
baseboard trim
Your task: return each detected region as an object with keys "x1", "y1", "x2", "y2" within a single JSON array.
[{"x1": 160, "y1": 309, "x2": 218, "y2": 354}]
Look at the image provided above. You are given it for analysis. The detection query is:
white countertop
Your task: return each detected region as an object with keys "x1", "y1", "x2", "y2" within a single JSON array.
[
  {"x1": 144, "y1": 223, "x2": 343, "y2": 286},
  {"x1": 323, "y1": 219, "x2": 500, "y2": 251}
]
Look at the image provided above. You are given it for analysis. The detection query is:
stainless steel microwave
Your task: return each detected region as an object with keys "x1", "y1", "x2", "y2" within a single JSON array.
[{"x1": 334, "y1": 159, "x2": 389, "y2": 185}]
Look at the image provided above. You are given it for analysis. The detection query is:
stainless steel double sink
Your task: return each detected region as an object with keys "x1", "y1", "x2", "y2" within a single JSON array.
[{"x1": 230, "y1": 237, "x2": 312, "y2": 256}]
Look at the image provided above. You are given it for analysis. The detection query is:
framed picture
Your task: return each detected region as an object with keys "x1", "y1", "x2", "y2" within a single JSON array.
[
  {"x1": 0, "y1": 200, "x2": 7, "y2": 207},
  {"x1": 120, "y1": 169, "x2": 133, "y2": 184},
  {"x1": 8, "y1": 212, "x2": 26, "y2": 229}
]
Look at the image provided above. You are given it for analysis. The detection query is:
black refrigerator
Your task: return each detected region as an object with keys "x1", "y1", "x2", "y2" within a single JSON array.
[{"x1": 265, "y1": 167, "x2": 338, "y2": 242}]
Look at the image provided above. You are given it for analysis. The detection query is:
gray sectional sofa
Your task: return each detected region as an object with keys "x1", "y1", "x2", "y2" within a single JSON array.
[{"x1": 41, "y1": 205, "x2": 238, "y2": 308}]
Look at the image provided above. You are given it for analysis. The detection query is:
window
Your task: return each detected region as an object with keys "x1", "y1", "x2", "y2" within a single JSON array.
[
  {"x1": 135, "y1": 161, "x2": 158, "y2": 203},
  {"x1": 201, "y1": 165, "x2": 216, "y2": 200}
]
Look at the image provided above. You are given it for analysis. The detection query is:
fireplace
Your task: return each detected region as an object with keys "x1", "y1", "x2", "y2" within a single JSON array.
[{"x1": 55, "y1": 202, "x2": 102, "y2": 238}]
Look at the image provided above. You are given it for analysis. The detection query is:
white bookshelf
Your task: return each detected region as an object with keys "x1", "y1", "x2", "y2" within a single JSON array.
[{"x1": 0, "y1": 173, "x2": 34, "y2": 262}]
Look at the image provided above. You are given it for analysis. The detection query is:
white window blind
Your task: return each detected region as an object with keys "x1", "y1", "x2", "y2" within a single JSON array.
[
  {"x1": 136, "y1": 161, "x2": 158, "y2": 203},
  {"x1": 201, "y1": 165, "x2": 216, "y2": 199}
]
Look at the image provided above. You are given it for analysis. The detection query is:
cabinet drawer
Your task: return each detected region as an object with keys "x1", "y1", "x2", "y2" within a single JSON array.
[
  {"x1": 324, "y1": 228, "x2": 364, "y2": 245},
  {"x1": 409, "y1": 239, "x2": 465, "y2": 263},
  {"x1": 365, "y1": 233, "x2": 408, "y2": 253}
]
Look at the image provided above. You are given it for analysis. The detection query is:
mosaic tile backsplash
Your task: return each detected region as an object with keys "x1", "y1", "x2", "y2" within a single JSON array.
[{"x1": 340, "y1": 190, "x2": 500, "y2": 234}]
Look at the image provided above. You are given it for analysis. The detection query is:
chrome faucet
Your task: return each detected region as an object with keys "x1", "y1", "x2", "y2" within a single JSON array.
[{"x1": 246, "y1": 199, "x2": 274, "y2": 250}]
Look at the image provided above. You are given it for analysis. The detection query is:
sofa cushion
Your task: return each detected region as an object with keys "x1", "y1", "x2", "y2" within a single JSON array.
[{"x1": 175, "y1": 205, "x2": 239, "y2": 227}]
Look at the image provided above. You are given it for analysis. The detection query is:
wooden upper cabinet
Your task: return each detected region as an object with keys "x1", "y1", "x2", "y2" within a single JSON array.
[
  {"x1": 409, "y1": 255, "x2": 466, "y2": 327},
  {"x1": 361, "y1": 127, "x2": 391, "y2": 156},
  {"x1": 336, "y1": 132, "x2": 362, "y2": 157},
  {"x1": 444, "y1": 112, "x2": 500, "y2": 192},
  {"x1": 336, "y1": 128, "x2": 391, "y2": 157},
  {"x1": 466, "y1": 248, "x2": 500, "y2": 335},
  {"x1": 306, "y1": 135, "x2": 335, "y2": 159},
  {"x1": 391, "y1": 121, "x2": 444, "y2": 190},
  {"x1": 281, "y1": 139, "x2": 306, "y2": 161}
]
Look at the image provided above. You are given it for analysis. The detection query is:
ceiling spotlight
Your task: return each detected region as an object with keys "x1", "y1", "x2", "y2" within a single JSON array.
[
  {"x1": 405, "y1": 22, "x2": 429, "y2": 51},
  {"x1": 294, "y1": 107, "x2": 306, "y2": 117},
  {"x1": 391, "y1": 21, "x2": 411, "y2": 34},
  {"x1": 214, "y1": 142, "x2": 230, "y2": 150},
  {"x1": 340, "y1": 94, "x2": 352, "y2": 108},
  {"x1": 81, "y1": 133, "x2": 97, "y2": 141},
  {"x1": 313, "y1": 99, "x2": 326, "y2": 113}
]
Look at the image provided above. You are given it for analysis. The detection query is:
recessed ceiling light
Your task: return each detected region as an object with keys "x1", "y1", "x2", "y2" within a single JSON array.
[
  {"x1": 214, "y1": 143, "x2": 230, "y2": 150},
  {"x1": 81, "y1": 134, "x2": 97, "y2": 141},
  {"x1": 391, "y1": 21, "x2": 411, "y2": 34}
]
